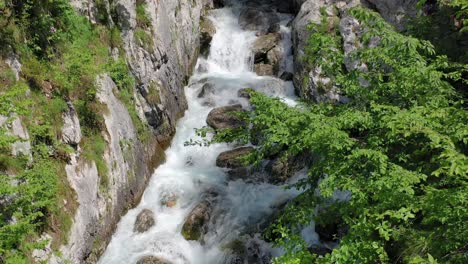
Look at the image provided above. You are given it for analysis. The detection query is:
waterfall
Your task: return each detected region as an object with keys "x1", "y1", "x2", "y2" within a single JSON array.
[{"x1": 99, "y1": 3, "x2": 312, "y2": 264}]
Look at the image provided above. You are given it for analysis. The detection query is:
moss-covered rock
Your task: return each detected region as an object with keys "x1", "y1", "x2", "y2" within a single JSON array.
[{"x1": 181, "y1": 198, "x2": 213, "y2": 241}]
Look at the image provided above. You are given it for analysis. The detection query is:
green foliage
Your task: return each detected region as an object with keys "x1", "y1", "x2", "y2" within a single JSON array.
[
  {"x1": 136, "y1": 0, "x2": 151, "y2": 28},
  {"x1": 134, "y1": 28, "x2": 155, "y2": 52},
  {"x1": 198, "y1": 7, "x2": 468, "y2": 264},
  {"x1": 0, "y1": 0, "x2": 75, "y2": 58},
  {"x1": 0, "y1": 0, "x2": 138, "y2": 260},
  {"x1": 413, "y1": 0, "x2": 468, "y2": 62}
]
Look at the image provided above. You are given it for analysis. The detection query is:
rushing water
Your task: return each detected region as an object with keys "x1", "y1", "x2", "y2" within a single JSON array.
[{"x1": 100, "y1": 3, "x2": 316, "y2": 264}]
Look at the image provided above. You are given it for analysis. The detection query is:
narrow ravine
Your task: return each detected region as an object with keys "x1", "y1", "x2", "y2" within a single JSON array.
[{"x1": 99, "y1": 2, "x2": 316, "y2": 263}]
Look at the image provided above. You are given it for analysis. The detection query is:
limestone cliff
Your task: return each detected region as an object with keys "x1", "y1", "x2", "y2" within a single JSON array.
[{"x1": 0, "y1": 0, "x2": 215, "y2": 263}]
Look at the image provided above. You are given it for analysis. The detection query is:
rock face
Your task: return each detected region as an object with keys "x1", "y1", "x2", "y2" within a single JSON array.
[
  {"x1": 200, "y1": 17, "x2": 216, "y2": 57},
  {"x1": 50, "y1": 0, "x2": 217, "y2": 262},
  {"x1": 291, "y1": 0, "x2": 358, "y2": 103},
  {"x1": 136, "y1": 256, "x2": 171, "y2": 264},
  {"x1": 61, "y1": 102, "x2": 82, "y2": 146},
  {"x1": 206, "y1": 104, "x2": 245, "y2": 130},
  {"x1": 366, "y1": 0, "x2": 418, "y2": 30},
  {"x1": 134, "y1": 209, "x2": 156, "y2": 233}
]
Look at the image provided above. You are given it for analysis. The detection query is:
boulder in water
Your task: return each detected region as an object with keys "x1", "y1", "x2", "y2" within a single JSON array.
[
  {"x1": 160, "y1": 193, "x2": 178, "y2": 208},
  {"x1": 252, "y1": 33, "x2": 281, "y2": 62},
  {"x1": 216, "y1": 147, "x2": 254, "y2": 169},
  {"x1": 136, "y1": 256, "x2": 171, "y2": 264},
  {"x1": 181, "y1": 193, "x2": 217, "y2": 241},
  {"x1": 254, "y1": 63, "x2": 274, "y2": 76},
  {"x1": 238, "y1": 8, "x2": 280, "y2": 34},
  {"x1": 134, "y1": 209, "x2": 155, "y2": 233},
  {"x1": 198, "y1": 82, "x2": 215, "y2": 98},
  {"x1": 206, "y1": 104, "x2": 246, "y2": 130}
]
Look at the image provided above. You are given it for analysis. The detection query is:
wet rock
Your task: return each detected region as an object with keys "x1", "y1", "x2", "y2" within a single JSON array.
[
  {"x1": 266, "y1": 152, "x2": 312, "y2": 184},
  {"x1": 216, "y1": 147, "x2": 254, "y2": 169},
  {"x1": 239, "y1": 8, "x2": 280, "y2": 34},
  {"x1": 223, "y1": 236, "x2": 270, "y2": 264},
  {"x1": 280, "y1": 71, "x2": 294, "y2": 81},
  {"x1": 198, "y1": 82, "x2": 215, "y2": 98},
  {"x1": 254, "y1": 64, "x2": 274, "y2": 76},
  {"x1": 196, "y1": 61, "x2": 209, "y2": 74},
  {"x1": 308, "y1": 246, "x2": 333, "y2": 256},
  {"x1": 275, "y1": 0, "x2": 295, "y2": 13},
  {"x1": 266, "y1": 47, "x2": 282, "y2": 74},
  {"x1": 136, "y1": 256, "x2": 171, "y2": 264},
  {"x1": 62, "y1": 102, "x2": 82, "y2": 146},
  {"x1": 134, "y1": 209, "x2": 155, "y2": 233},
  {"x1": 181, "y1": 194, "x2": 216, "y2": 241},
  {"x1": 160, "y1": 193, "x2": 178, "y2": 208},
  {"x1": 213, "y1": 0, "x2": 224, "y2": 8},
  {"x1": 206, "y1": 104, "x2": 246, "y2": 130},
  {"x1": 237, "y1": 88, "x2": 253, "y2": 99},
  {"x1": 200, "y1": 17, "x2": 216, "y2": 57},
  {"x1": 252, "y1": 33, "x2": 281, "y2": 63}
]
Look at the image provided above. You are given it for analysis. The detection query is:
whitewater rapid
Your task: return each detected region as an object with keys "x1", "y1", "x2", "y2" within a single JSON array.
[{"x1": 99, "y1": 4, "x2": 316, "y2": 264}]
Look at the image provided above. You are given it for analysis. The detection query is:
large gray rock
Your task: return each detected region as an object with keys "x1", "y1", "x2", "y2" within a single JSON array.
[
  {"x1": 252, "y1": 33, "x2": 281, "y2": 62},
  {"x1": 238, "y1": 8, "x2": 280, "y2": 34},
  {"x1": 133, "y1": 209, "x2": 155, "y2": 233},
  {"x1": 136, "y1": 256, "x2": 171, "y2": 264},
  {"x1": 216, "y1": 147, "x2": 254, "y2": 169},
  {"x1": 61, "y1": 102, "x2": 82, "y2": 146},
  {"x1": 206, "y1": 104, "x2": 246, "y2": 130},
  {"x1": 366, "y1": 0, "x2": 418, "y2": 30},
  {"x1": 291, "y1": 0, "x2": 355, "y2": 103},
  {"x1": 254, "y1": 64, "x2": 274, "y2": 76}
]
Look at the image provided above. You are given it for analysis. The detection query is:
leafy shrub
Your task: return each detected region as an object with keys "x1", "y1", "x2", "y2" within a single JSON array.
[
  {"x1": 136, "y1": 0, "x2": 151, "y2": 28},
  {"x1": 197, "y1": 7, "x2": 468, "y2": 263}
]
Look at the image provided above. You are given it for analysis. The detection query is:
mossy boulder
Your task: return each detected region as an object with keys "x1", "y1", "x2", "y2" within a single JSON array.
[
  {"x1": 216, "y1": 147, "x2": 254, "y2": 169},
  {"x1": 181, "y1": 192, "x2": 217, "y2": 241},
  {"x1": 206, "y1": 104, "x2": 246, "y2": 130}
]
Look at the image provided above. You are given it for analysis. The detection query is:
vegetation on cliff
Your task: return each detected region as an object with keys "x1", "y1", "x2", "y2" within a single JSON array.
[{"x1": 0, "y1": 0, "x2": 142, "y2": 262}]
